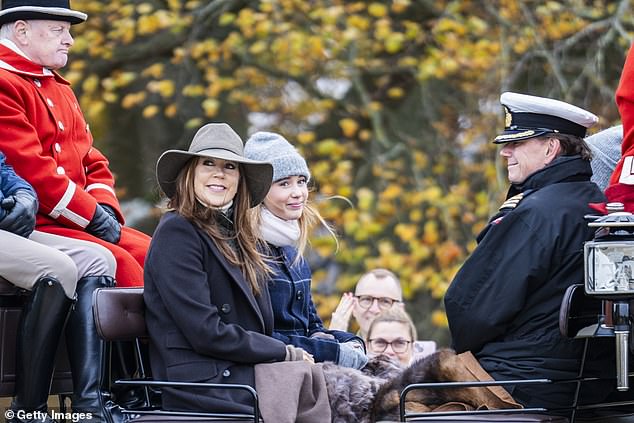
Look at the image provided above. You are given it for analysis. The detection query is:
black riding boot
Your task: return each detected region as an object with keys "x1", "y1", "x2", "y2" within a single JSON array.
[
  {"x1": 66, "y1": 275, "x2": 115, "y2": 423},
  {"x1": 9, "y1": 277, "x2": 73, "y2": 423}
]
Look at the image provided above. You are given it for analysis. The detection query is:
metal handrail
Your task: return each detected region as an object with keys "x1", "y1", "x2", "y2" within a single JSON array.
[{"x1": 115, "y1": 378, "x2": 260, "y2": 422}]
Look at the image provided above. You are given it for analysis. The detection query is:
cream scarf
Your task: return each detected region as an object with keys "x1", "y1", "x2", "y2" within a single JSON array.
[{"x1": 260, "y1": 206, "x2": 300, "y2": 247}]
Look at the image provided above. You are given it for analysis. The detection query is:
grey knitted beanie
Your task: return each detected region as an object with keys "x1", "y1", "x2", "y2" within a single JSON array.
[
  {"x1": 244, "y1": 132, "x2": 311, "y2": 182},
  {"x1": 586, "y1": 125, "x2": 623, "y2": 192}
]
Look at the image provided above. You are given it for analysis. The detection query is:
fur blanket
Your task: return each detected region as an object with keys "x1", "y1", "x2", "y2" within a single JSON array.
[{"x1": 322, "y1": 348, "x2": 521, "y2": 423}]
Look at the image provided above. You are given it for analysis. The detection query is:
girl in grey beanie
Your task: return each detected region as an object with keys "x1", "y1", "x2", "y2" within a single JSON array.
[
  {"x1": 245, "y1": 131, "x2": 368, "y2": 370},
  {"x1": 586, "y1": 125, "x2": 623, "y2": 192}
]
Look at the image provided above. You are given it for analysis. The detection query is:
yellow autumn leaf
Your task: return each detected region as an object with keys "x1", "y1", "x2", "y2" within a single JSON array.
[
  {"x1": 86, "y1": 101, "x2": 106, "y2": 119},
  {"x1": 359, "y1": 129, "x2": 372, "y2": 141},
  {"x1": 377, "y1": 240, "x2": 394, "y2": 255},
  {"x1": 249, "y1": 40, "x2": 268, "y2": 55},
  {"x1": 316, "y1": 139, "x2": 341, "y2": 156},
  {"x1": 255, "y1": 20, "x2": 273, "y2": 37},
  {"x1": 235, "y1": 8, "x2": 256, "y2": 28},
  {"x1": 392, "y1": 0, "x2": 411, "y2": 13},
  {"x1": 382, "y1": 184, "x2": 402, "y2": 200},
  {"x1": 202, "y1": 98, "x2": 220, "y2": 117},
  {"x1": 411, "y1": 243, "x2": 431, "y2": 260},
  {"x1": 339, "y1": 118, "x2": 359, "y2": 137},
  {"x1": 431, "y1": 310, "x2": 448, "y2": 328},
  {"x1": 297, "y1": 131, "x2": 315, "y2": 145},
  {"x1": 142, "y1": 63, "x2": 164, "y2": 78},
  {"x1": 153, "y1": 80, "x2": 175, "y2": 98},
  {"x1": 102, "y1": 92, "x2": 118, "y2": 103},
  {"x1": 138, "y1": 15, "x2": 160, "y2": 35},
  {"x1": 81, "y1": 75, "x2": 100, "y2": 94},
  {"x1": 369, "y1": 101, "x2": 382, "y2": 112},
  {"x1": 385, "y1": 32, "x2": 405, "y2": 53},
  {"x1": 347, "y1": 15, "x2": 370, "y2": 31},
  {"x1": 121, "y1": 92, "x2": 147, "y2": 109},
  {"x1": 356, "y1": 187, "x2": 374, "y2": 211},
  {"x1": 387, "y1": 87, "x2": 404, "y2": 98},
  {"x1": 395, "y1": 223, "x2": 418, "y2": 242},
  {"x1": 422, "y1": 220, "x2": 439, "y2": 245},
  {"x1": 183, "y1": 85, "x2": 206, "y2": 97},
  {"x1": 185, "y1": 117, "x2": 204, "y2": 129},
  {"x1": 259, "y1": 2, "x2": 274, "y2": 13},
  {"x1": 137, "y1": 3, "x2": 154, "y2": 14},
  {"x1": 368, "y1": 3, "x2": 388, "y2": 17},
  {"x1": 164, "y1": 104, "x2": 177, "y2": 118},
  {"x1": 219, "y1": 12, "x2": 236, "y2": 26},
  {"x1": 409, "y1": 208, "x2": 423, "y2": 222},
  {"x1": 142, "y1": 105, "x2": 159, "y2": 118},
  {"x1": 112, "y1": 72, "x2": 136, "y2": 88}
]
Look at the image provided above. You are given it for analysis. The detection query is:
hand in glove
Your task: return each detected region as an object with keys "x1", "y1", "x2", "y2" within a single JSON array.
[
  {"x1": 0, "y1": 190, "x2": 37, "y2": 238},
  {"x1": 100, "y1": 203, "x2": 120, "y2": 223},
  {"x1": 86, "y1": 204, "x2": 121, "y2": 243},
  {"x1": 336, "y1": 341, "x2": 368, "y2": 370},
  {"x1": 285, "y1": 345, "x2": 314, "y2": 363}
]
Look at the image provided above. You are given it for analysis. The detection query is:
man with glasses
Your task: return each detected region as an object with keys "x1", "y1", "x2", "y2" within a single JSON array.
[{"x1": 330, "y1": 268, "x2": 403, "y2": 338}]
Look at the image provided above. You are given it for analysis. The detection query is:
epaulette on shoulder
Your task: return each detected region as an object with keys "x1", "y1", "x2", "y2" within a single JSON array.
[{"x1": 499, "y1": 193, "x2": 524, "y2": 211}]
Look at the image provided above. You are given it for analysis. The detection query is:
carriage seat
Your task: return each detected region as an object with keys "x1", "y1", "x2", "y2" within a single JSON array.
[{"x1": 92, "y1": 287, "x2": 261, "y2": 422}]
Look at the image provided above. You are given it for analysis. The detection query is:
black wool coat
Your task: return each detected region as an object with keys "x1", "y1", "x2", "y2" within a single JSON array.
[
  {"x1": 144, "y1": 211, "x2": 287, "y2": 414},
  {"x1": 444, "y1": 156, "x2": 609, "y2": 410}
]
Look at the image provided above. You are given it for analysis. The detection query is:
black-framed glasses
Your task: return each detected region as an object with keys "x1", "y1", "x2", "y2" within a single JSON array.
[
  {"x1": 368, "y1": 338, "x2": 411, "y2": 353},
  {"x1": 355, "y1": 295, "x2": 401, "y2": 310}
]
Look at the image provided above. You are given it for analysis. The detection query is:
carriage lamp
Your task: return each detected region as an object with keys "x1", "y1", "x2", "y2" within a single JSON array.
[{"x1": 585, "y1": 203, "x2": 634, "y2": 390}]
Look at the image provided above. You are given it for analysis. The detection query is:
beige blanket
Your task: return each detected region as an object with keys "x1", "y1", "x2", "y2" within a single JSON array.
[{"x1": 255, "y1": 361, "x2": 331, "y2": 423}]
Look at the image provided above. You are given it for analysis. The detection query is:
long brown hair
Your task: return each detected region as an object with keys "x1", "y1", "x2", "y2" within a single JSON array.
[{"x1": 167, "y1": 157, "x2": 271, "y2": 295}]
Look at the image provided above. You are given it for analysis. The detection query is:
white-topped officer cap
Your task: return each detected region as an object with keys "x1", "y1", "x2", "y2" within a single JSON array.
[{"x1": 494, "y1": 92, "x2": 598, "y2": 144}]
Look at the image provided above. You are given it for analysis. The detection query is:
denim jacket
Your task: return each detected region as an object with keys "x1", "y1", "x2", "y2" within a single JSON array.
[{"x1": 266, "y1": 244, "x2": 362, "y2": 363}]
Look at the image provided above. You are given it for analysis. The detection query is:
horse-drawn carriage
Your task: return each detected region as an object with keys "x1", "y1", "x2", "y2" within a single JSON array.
[{"x1": 3, "y1": 212, "x2": 634, "y2": 423}]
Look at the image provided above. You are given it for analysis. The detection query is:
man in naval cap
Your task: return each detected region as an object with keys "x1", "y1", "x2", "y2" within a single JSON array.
[{"x1": 444, "y1": 92, "x2": 611, "y2": 412}]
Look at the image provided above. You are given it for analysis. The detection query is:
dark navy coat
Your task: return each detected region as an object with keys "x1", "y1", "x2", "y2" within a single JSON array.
[
  {"x1": 144, "y1": 212, "x2": 287, "y2": 414},
  {"x1": 267, "y1": 244, "x2": 362, "y2": 363},
  {"x1": 445, "y1": 156, "x2": 607, "y2": 409},
  {"x1": 0, "y1": 151, "x2": 34, "y2": 202}
]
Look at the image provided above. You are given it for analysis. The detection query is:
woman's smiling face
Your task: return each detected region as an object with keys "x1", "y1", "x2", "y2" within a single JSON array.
[
  {"x1": 263, "y1": 175, "x2": 308, "y2": 221},
  {"x1": 193, "y1": 156, "x2": 240, "y2": 207}
]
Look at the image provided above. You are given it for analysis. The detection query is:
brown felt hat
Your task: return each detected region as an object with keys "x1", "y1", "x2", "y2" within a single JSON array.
[{"x1": 156, "y1": 123, "x2": 273, "y2": 207}]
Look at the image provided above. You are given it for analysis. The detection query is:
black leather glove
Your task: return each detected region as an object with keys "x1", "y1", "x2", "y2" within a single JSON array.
[
  {"x1": 100, "y1": 204, "x2": 120, "y2": 223},
  {"x1": 0, "y1": 190, "x2": 38, "y2": 238},
  {"x1": 86, "y1": 204, "x2": 121, "y2": 243}
]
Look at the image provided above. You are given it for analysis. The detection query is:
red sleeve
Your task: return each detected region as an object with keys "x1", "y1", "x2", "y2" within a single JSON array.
[
  {"x1": 0, "y1": 74, "x2": 97, "y2": 228},
  {"x1": 606, "y1": 43, "x2": 634, "y2": 211}
]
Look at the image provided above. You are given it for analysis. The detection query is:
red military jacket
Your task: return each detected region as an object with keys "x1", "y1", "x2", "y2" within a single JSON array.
[
  {"x1": 0, "y1": 39, "x2": 124, "y2": 229},
  {"x1": 605, "y1": 43, "x2": 634, "y2": 209}
]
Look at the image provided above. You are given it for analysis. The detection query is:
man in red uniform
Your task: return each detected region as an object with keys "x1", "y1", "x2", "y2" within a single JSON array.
[
  {"x1": 0, "y1": 1, "x2": 151, "y2": 421},
  {"x1": 599, "y1": 43, "x2": 634, "y2": 209}
]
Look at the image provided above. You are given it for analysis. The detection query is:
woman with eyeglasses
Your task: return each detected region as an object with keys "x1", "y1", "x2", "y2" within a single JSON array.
[{"x1": 365, "y1": 307, "x2": 417, "y2": 366}]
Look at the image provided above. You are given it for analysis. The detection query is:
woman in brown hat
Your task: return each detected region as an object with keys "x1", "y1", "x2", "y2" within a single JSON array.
[{"x1": 144, "y1": 123, "x2": 312, "y2": 414}]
